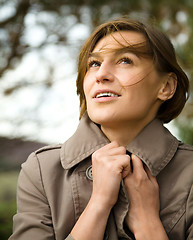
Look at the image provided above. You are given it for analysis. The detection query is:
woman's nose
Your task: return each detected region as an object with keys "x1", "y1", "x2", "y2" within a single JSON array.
[{"x1": 95, "y1": 62, "x2": 114, "y2": 83}]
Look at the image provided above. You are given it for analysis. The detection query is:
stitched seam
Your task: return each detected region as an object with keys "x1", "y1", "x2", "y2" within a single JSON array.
[
  {"x1": 63, "y1": 142, "x2": 108, "y2": 168},
  {"x1": 128, "y1": 138, "x2": 178, "y2": 176},
  {"x1": 168, "y1": 204, "x2": 186, "y2": 233},
  {"x1": 35, "y1": 144, "x2": 62, "y2": 154},
  {"x1": 178, "y1": 143, "x2": 193, "y2": 151},
  {"x1": 158, "y1": 138, "x2": 178, "y2": 170},
  {"x1": 70, "y1": 169, "x2": 81, "y2": 222},
  {"x1": 35, "y1": 153, "x2": 56, "y2": 237},
  {"x1": 185, "y1": 184, "x2": 193, "y2": 233},
  {"x1": 147, "y1": 138, "x2": 178, "y2": 175},
  {"x1": 35, "y1": 152, "x2": 47, "y2": 198}
]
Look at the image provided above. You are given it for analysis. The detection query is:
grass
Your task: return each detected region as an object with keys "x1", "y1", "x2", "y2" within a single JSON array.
[{"x1": 0, "y1": 171, "x2": 19, "y2": 240}]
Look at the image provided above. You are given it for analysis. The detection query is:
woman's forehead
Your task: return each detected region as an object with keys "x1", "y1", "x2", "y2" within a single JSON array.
[
  {"x1": 89, "y1": 31, "x2": 152, "y2": 60},
  {"x1": 93, "y1": 30, "x2": 146, "y2": 53}
]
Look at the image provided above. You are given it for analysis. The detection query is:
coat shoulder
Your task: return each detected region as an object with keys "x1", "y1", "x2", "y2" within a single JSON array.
[
  {"x1": 178, "y1": 142, "x2": 193, "y2": 162},
  {"x1": 32, "y1": 144, "x2": 63, "y2": 168},
  {"x1": 22, "y1": 144, "x2": 63, "y2": 171},
  {"x1": 178, "y1": 141, "x2": 193, "y2": 151},
  {"x1": 176, "y1": 142, "x2": 193, "y2": 174},
  {"x1": 35, "y1": 144, "x2": 62, "y2": 154}
]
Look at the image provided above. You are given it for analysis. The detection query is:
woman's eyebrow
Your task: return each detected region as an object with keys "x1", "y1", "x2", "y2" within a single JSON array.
[
  {"x1": 88, "y1": 47, "x2": 140, "y2": 60},
  {"x1": 114, "y1": 47, "x2": 139, "y2": 57},
  {"x1": 88, "y1": 52, "x2": 102, "y2": 59}
]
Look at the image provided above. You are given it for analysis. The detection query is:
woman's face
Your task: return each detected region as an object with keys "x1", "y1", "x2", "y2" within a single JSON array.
[{"x1": 83, "y1": 31, "x2": 167, "y2": 128}]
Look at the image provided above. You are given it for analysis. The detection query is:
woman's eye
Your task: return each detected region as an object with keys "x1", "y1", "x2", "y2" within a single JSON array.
[
  {"x1": 118, "y1": 57, "x2": 133, "y2": 65},
  {"x1": 88, "y1": 60, "x2": 101, "y2": 68}
]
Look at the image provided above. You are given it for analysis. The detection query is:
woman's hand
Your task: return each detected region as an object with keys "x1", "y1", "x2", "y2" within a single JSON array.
[
  {"x1": 124, "y1": 154, "x2": 168, "y2": 240},
  {"x1": 91, "y1": 141, "x2": 131, "y2": 209},
  {"x1": 71, "y1": 142, "x2": 131, "y2": 240}
]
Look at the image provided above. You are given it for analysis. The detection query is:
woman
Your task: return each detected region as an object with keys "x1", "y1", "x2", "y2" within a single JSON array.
[{"x1": 9, "y1": 18, "x2": 193, "y2": 240}]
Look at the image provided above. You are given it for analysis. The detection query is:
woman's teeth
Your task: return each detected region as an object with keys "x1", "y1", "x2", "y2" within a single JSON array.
[{"x1": 96, "y1": 92, "x2": 119, "y2": 98}]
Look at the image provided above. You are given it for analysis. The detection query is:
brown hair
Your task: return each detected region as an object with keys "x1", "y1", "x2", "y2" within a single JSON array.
[{"x1": 76, "y1": 17, "x2": 189, "y2": 123}]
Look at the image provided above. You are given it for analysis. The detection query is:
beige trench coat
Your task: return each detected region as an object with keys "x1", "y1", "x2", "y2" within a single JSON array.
[{"x1": 9, "y1": 113, "x2": 193, "y2": 240}]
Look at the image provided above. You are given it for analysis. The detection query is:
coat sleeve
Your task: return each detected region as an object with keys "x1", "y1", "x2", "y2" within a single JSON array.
[
  {"x1": 8, "y1": 152, "x2": 56, "y2": 239},
  {"x1": 9, "y1": 152, "x2": 73, "y2": 240},
  {"x1": 186, "y1": 184, "x2": 193, "y2": 240}
]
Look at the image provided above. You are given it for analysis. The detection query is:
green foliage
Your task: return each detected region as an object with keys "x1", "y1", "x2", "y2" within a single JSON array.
[
  {"x1": 0, "y1": 0, "x2": 192, "y2": 145},
  {"x1": 0, "y1": 1, "x2": 192, "y2": 238},
  {"x1": 177, "y1": 124, "x2": 193, "y2": 145},
  {"x1": 0, "y1": 171, "x2": 19, "y2": 240},
  {"x1": 0, "y1": 201, "x2": 16, "y2": 240}
]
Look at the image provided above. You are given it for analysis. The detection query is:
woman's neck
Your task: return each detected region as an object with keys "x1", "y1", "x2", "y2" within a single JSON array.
[{"x1": 100, "y1": 119, "x2": 153, "y2": 146}]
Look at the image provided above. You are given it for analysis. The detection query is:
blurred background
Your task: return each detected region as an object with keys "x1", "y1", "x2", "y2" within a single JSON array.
[{"x1": 0, "y1": 0, "x2": 193, "y2": 238}]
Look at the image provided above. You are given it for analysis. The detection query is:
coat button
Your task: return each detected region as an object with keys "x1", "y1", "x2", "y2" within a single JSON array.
[{"x1": 86, "y1": 165, "x2": 93, "y2": 181}]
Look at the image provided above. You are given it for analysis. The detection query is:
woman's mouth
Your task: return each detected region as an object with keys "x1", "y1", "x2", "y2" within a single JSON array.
[
  {"x1": 93, "y1": 91, "x2": 120, "y2": 102},
  {"x1": 95, "y1": 92, "x2": 119, "y2": 98}
]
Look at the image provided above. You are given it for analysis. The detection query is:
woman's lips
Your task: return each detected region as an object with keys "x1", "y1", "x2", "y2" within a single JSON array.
[
  {"x1": 93, "y1": 89, "x2": 120, "y2": 98},
  {"x1": 93, "y1": 90, "x2": 120, "y2": 102}
]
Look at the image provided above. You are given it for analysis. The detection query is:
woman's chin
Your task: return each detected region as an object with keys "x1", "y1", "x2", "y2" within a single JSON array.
[{"x1": 87, "y1": 111, "x2": 122, "y2": 128}]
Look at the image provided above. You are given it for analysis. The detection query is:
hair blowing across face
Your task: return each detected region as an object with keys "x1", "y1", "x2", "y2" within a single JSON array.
[{"x1": 76, "y1": 17, "x2": 189, "y2": 123}]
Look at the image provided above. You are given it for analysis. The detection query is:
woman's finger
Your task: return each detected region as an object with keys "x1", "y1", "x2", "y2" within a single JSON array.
[
  {"x1": 121, "y1": 155, "x2": 131, "y2": 178},
  {"x1": 131, "y1": 154, "x2": 145, "y2": 175},
  {"x1": 144, "y1": 165, "x2": 158, "y2": 186}
]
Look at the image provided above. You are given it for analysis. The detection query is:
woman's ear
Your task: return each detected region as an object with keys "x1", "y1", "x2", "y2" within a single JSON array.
[{"x1": 158, "y1": 72, "x2": 177, "y2": 101}]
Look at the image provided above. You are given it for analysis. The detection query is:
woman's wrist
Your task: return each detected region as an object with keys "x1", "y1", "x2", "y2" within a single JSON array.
[
  {"x1": 133, "y1": 217, "x2": 169, "y2": 240},
  {"x1": 71, "y1": 196, "x2": 112, "y2": 240},
  {"x1": 88, "y1": 195, "x2": 112, "y2": 216},
  {"x1": 89, "y1": 192, "x2": 116, "y2": 212}
]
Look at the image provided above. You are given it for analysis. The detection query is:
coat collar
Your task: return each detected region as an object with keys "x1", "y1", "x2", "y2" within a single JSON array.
[
  {"x1": 60, "y1": 112, "x2": 109, "y2": 169},
  {"x1": 126, "y1": 119, "x2": 179, "y2": 176},
  {"x1": 60, "y1": 112, "x2": 179, "y2": 176}
]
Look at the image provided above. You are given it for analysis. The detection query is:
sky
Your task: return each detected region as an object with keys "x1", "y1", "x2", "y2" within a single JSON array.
[
  {"x1": 0, "y1": 3, "x2": 180, "y2": 144},
  {"x1": 0, "y1": 6, "x2": 91, "y2": 143}
]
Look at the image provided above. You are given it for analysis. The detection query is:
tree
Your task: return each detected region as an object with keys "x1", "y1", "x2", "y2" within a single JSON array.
[{"x1": 0, "y1": 0, "x2": 192, "y2": 144}]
